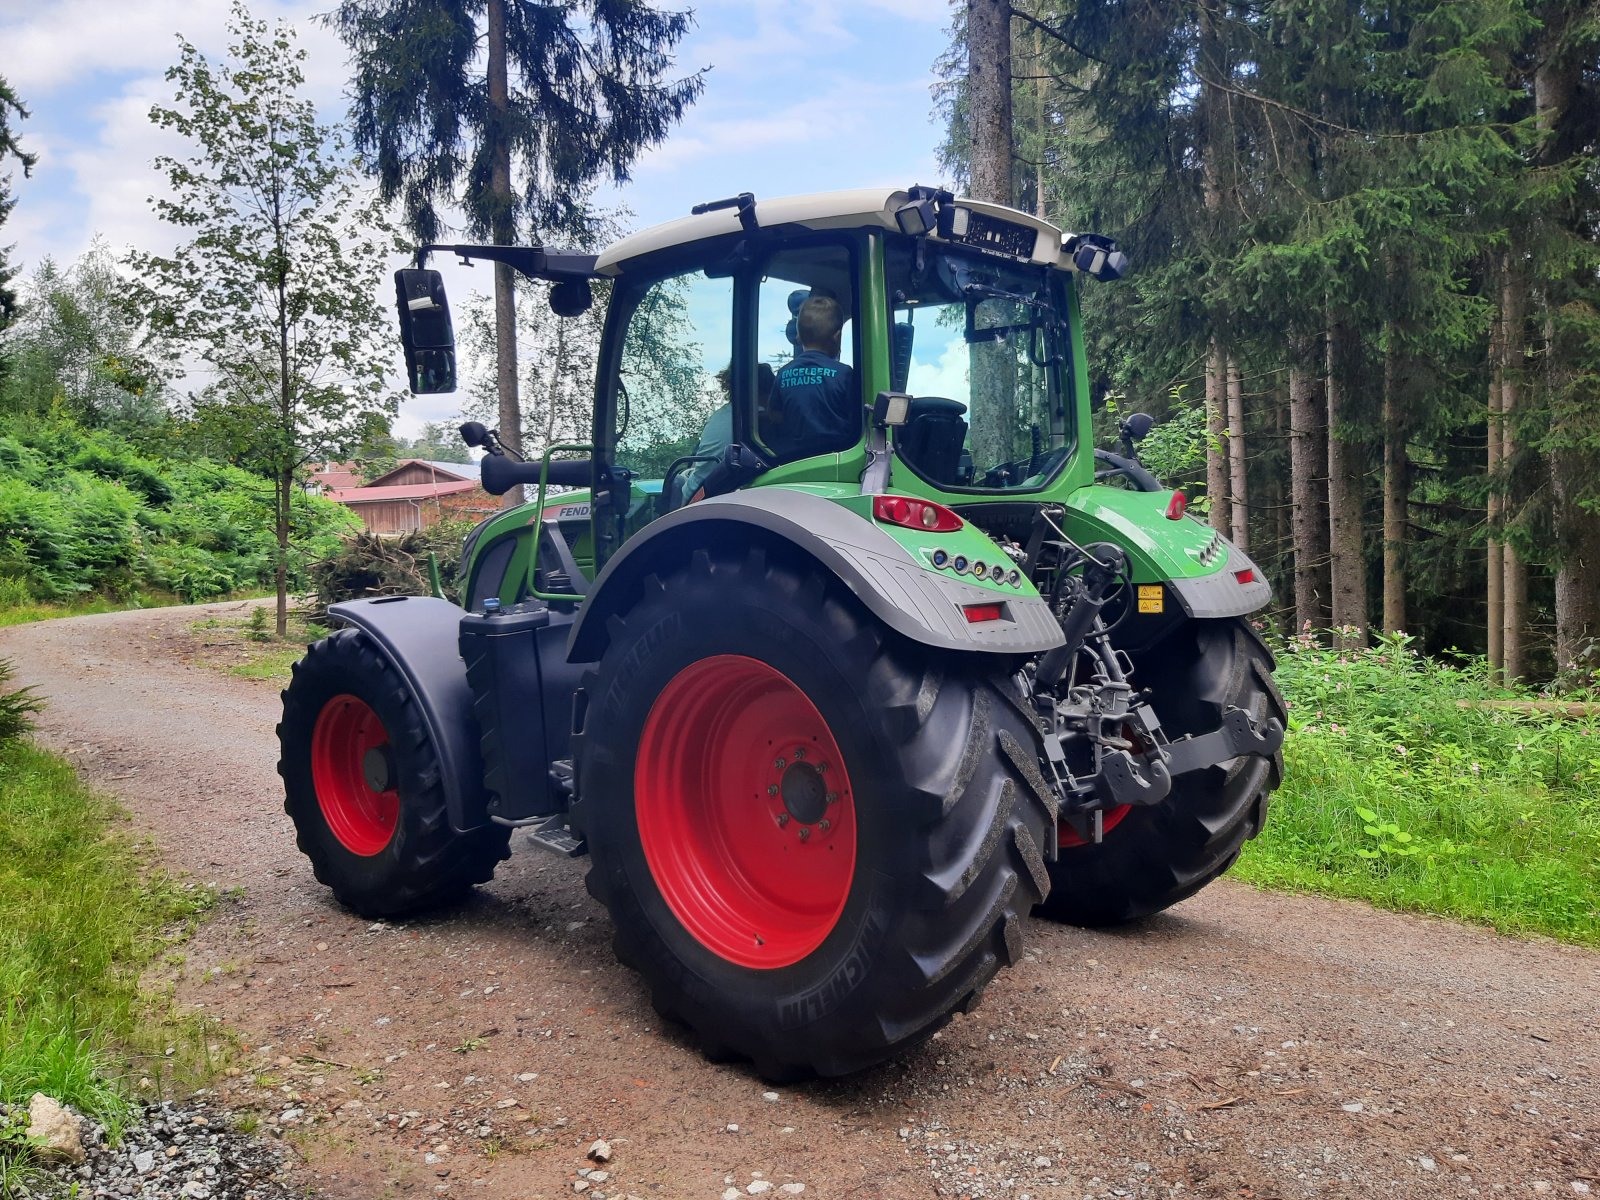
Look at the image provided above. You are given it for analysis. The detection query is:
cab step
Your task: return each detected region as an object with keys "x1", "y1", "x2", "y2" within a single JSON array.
[{"x1": 525, "y1": 813, "x2": 586, "y2": 858}]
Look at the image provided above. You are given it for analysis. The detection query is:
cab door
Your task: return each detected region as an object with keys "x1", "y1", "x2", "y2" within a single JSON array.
[{"x1": 591, "y1": 259, "x2": 735, "y2": 569}]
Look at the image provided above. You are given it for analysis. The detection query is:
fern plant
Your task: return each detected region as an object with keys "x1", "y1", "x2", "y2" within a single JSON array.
[{"x1": 0, "y1": 658, "x2": 44, "y2": 746}]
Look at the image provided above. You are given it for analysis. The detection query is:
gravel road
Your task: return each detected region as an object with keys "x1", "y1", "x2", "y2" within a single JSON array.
[{"x1": 2, "y1": 601, "x2": 1597, "y2": 1200}]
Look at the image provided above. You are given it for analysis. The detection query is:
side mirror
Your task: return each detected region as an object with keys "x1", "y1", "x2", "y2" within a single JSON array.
[
  {"x1": 549, "y1": 278, "x2": 593, "y2": 317},
  {"x1": 1121, "y1": 412, "x2": 1155, "y2": 442},
  {"x1": 394, "y1": 268, "x2": 456, "y2": 393}
]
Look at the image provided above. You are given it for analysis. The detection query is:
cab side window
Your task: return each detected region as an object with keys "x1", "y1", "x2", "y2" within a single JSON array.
[
  {"x1": 754, "y1": 245, "x2": 861, "y2": 463},
  {"x1": 615, "y1": 268, "x2": 734, "y2": 488}
]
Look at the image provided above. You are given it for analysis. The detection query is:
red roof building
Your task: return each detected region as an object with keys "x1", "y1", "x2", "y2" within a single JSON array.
[{"x1": 325, "y1": 460, "x2": 495, "y2": 535}]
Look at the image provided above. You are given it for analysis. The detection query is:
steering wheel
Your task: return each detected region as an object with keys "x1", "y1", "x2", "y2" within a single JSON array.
[{"x1": 1093, "y1": 448, "x2": 1162, "y2": 492}]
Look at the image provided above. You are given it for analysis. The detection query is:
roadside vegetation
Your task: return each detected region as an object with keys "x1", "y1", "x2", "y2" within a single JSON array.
[
  {"x1": 1237, "y1": 631, "x2": 1600, "y2": 945},
  {"x1": 0, "y1": 416, "x2": 355, "y2": 622},
  {"x1": 0, "y1": 660, "x2": 215, "y2": 1189}
]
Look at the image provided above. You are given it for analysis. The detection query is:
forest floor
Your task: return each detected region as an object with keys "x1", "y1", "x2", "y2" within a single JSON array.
[{"x1": 0, "y1": 600, "x2": 1596, "y2": 1200}]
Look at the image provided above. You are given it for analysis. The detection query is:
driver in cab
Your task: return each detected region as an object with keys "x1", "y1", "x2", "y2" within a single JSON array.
[{"x1": 769, "y1": 294, "x2": 858, "y2": 457}]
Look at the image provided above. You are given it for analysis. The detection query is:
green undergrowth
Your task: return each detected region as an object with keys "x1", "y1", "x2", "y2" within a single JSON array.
[
  {"x1": 1235, "y1": 630, "x2": 1600, "y2": 944},
  {"x1": 0, "y1": 736, "x2": 216, "y2": 1181}
]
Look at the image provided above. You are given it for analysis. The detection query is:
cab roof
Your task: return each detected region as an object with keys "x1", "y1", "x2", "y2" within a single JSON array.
[{"x1": 593, "y1": 187, "x2": 1081, "y2": 275}]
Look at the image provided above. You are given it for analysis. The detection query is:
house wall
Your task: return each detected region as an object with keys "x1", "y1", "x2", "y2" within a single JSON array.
[{"x1": 347, "y1": 493, "x2": 497, "y2": 536}]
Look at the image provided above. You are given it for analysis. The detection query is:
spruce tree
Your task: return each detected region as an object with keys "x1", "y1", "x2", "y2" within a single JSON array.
[
  {"x1": 328, "y1": 0, "x2": 703, "y2": 499},
  {"x1": 0, "y1": 74, "x2": 38, "y2": 348}
]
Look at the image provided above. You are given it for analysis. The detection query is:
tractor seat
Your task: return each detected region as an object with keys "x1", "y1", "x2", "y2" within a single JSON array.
[{"x1": 897, "y1": 397, "x2": 969, "y2": 486}]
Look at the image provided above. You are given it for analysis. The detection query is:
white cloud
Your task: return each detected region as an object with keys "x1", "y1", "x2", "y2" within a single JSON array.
[{"x1": 0, "y1": 1, "x2": 347, "y2": 106}]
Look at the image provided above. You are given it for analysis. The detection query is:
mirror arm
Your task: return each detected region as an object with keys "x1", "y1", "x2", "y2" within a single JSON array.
[{"x1": 415, "y1": 243, "x2": 600, "y2": 284}]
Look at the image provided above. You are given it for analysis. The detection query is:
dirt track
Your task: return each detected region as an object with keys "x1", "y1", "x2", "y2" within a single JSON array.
[{"x1": 3, "y1": 601, "x2": 1597, "y2": 1200}]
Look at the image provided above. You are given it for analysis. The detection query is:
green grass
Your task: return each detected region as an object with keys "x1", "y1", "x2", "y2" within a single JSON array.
[
  {"x1": 1234, "y1": 630, "x2": 1600, "y2": 945},
  {"x1": 0, "y1": 739, "x2": 215, "y2": 1181}
]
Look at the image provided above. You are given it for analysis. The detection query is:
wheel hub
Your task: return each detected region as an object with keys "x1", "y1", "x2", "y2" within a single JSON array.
[
  {"x1": 362, "y1": 745, "x2": 395, "y2": 793},
  {"x1": 779, "y1": 758, "x2": 829, "y2": 825}
]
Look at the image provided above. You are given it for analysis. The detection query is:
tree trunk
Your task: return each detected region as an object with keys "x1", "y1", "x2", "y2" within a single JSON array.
[
  {"x1": 1500, "y1": 265, "x2": 1526, "y2": 682},
  {"x1": 1226, "y1": 356, "x2": 1248, "y2": 549},
  {"x1": 1326, "y1": 317, "x2": 1367, "y2": 645},
  {"x1": 487, "y1": 0, "x2": 523, "y2": 507},
  {"x1": 1381, "y1": 331, "x2": 1406, "y2": 634},
  {"x1": 276, "y1": 468, "x2": 290, "y2": 640},
  {"x1": 1534, "y1": 38, "x2": 1597, "y2": 683},
  {"x1": 1290, "y1": 339, "x2": 1328, "y2": 635},
  {"x1": 1206, "y1": 340, "x2": 1229, "y2": 534},
  {"x1": 1553, "y1": 455, "x2": 1600, "y2": 678},
  {"x1": 966, "y1": 0, "x2": 1013, "y2": 206},
  {"x1": 1486, "y1": 294, "x2": 1504, "y2": 677}
]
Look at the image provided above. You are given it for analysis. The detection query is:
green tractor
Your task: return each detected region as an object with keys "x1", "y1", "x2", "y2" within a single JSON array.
[{"x1": 278, "y1": 186, "x2": 1284, "y2": 1080}]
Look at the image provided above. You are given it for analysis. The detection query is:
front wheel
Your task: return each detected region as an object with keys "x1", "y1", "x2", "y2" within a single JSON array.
[
  {"x1": 572, "y1": 549, "x2": 1055, "y2": 1080},
  {"x1": 1036, "y1": 617, "x2": 1284, "y2": 926},
  {"x1": 278, "y1": 628, "x2": 510, "y2": 918}
]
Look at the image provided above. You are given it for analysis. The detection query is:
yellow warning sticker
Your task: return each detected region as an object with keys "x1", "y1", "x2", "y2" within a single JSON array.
[{"x1": 1137, "y1": 585, "x2": 1164, "y2": 614}]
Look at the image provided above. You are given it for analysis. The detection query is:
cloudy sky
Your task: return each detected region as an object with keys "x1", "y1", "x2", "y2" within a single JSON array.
[{"x1": 0, "y1": 0, "x2": 957, "y2": 435}]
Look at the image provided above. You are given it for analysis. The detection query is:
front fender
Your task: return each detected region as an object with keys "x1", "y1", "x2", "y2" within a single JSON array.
[
  {"x1": 327, "y1": 596, "x2": 489, "y2": 834},
  {"x1": 567, "y1": 488, "x2": 1066, "y2": 662}
]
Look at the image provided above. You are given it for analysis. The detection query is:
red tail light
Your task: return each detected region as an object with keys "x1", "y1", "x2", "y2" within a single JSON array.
[
  {"x1": 963, "y1": 603, "x2": 1005, "y2": 624},
  {"x1": 873, "y1": 495, "x2": 963, "y2": 532},
  {"x1": 1166, "y1": 490, "x2": 1187, "y2": 521},
  {"x1": 1235, "y1": 568, "x2": 1256, "y2": 584}
]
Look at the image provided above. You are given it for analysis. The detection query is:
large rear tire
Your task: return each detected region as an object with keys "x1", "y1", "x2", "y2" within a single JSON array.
[
  {"x1": 572, "y1": 548, "x2": 1055, "y2": 1080},
  {"x1": 1035, "y1": 617, "x2": 1284, "y2": 926},
  {"x1": 278, "y1": 628, "x2": 511, "y2": 918}
]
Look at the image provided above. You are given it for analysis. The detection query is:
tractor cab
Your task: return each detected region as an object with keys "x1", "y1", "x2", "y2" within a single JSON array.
[{"x1": 396, "y1": 186, "x2": 1130, "y2": 589}]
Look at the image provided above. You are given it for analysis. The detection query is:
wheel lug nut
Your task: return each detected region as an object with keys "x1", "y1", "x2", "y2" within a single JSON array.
[
  {"x1": 798, "y1": 826, "x2": 811, "y2": 842},
  {"x1": 774, "y1": 757, "x2": 786, "y2": 769},
  {"x1": 767, "y1": 784, "x2": 779, "y2": 796},
  {"x1": 793, "y1": 748, "x2": 806, "y2": 759},
  {"x1": 825, "y1": 792, "x2": 837, "y2": 806},
  {"x1": 818, "y1": 762, "x2": 828, "y2": 773},
  {"x1": 776, "y1": 813, "x2": 789, "y2": 827},
  {"x1": 819, "y1": 818, "x2": 831, "y2": 833}
]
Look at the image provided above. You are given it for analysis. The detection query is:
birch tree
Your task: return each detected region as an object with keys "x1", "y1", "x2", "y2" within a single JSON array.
[{"x1": 132, "y1": 2, "x2": 399, "y2": 636}]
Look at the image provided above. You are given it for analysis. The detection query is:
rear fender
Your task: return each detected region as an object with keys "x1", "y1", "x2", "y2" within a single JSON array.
[
  {"x1": 1063, "y1": 484, "x2": 1273, "y2": 618},
  {"x1": 327, "y1": 596, "x2": 489, "y2": 834},
  {"x1": 566, "y1": 488, "x2": 1067, "y2": 662}
]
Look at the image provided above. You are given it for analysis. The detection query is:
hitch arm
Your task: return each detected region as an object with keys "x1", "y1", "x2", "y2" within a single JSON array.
[{"x1": 1159, "y1": 706, "x2": 1286, "y2": 778}]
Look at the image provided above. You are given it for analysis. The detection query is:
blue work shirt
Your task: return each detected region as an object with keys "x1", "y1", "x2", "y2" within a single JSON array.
[{"x1": 769, "y1": 350, "x2": 859, "y2": 458}]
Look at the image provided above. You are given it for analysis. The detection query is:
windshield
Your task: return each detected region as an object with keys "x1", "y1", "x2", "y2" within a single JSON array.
[{"x1": 886, "y1": 244, "x2": 1073, "y2": 491}]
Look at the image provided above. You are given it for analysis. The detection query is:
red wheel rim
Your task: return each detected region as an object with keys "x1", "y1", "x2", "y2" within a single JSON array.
[
  {"x1": 635, "y1": 655, "x2": 857, "y2": 969},
  {"x1": 1058, "y1": 803, "x2": 1132, "y2": 849},
  {"x1": 310, "y1": 694, "x2": 399, "y2": 857}
]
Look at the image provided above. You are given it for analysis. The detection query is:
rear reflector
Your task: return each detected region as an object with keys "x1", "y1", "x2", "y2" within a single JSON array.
[
  {"x1": 963, "y1": 603, "x2": 1005, "y2": 624},
  {"x1": 1166, "y1": 490, "x2": 1187, "y2": 521},
  {"x1": 1235, "y1": 568, "x2": 1256, "y2": 584}
]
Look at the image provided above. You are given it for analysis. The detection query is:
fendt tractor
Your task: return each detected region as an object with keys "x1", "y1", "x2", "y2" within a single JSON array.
[{"x1": 278, "y1": 186, "x2": 1286, "y2": 1080}]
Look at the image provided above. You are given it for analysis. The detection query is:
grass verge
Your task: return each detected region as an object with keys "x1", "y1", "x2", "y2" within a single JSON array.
[
  {"x1": 0, "y1": 588, "x2": 271, "y2": 629},
  {"x1": 188, "y1": 605, "x2": 326, "y2": 684},
  {"x1": 1234, "y1": 630, "x2": 1600, "y2": 945},
  {"x1": 0, "y1": 738, "x2": 214, "y2": 1185}
]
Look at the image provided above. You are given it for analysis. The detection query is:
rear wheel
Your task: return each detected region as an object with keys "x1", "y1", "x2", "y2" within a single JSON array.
[
  {"x1": 572, "y1": 549, "x2": 1055, "y2": 1080},
  {"x1": 1035, "y1": 618, "x2": 1283, "y2": 926},
  {"x1": 278, "y1": 628, "x2": 510, "y2": 917}
]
